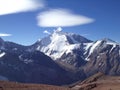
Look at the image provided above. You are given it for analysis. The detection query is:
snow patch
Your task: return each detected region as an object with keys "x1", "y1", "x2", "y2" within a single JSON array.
[
  {"x1": 104, "y1": 39, "x2": 119, "y2": 52},
  {"x1": 0, "y1": 52, "x2": 6, "y2": 58},
  {"x1": 24, "y1": 59, "x2": 33, "y2": 64},
  {"x1": 84, "y1": 41, "x2": 102, "y2": 61},
  {"x1": 89, "y1": 40, "x2": 102, "y2": 55},
  {"x1": 84, "y1": 43, "x2": 93, "y2": 55},
  {"x1": 106, "y1": 41, "x2": 117, "y2": 52},
  {"x1": 19, "y1": 55, "x2": 33, "y2": 64},
  {"x1": 65, "y1": 44, "x2": 80, "y2": 54}
]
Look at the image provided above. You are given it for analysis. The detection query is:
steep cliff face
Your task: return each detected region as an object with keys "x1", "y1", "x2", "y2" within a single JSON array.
[{"x1": 83, "y1": 39, "x2": 120, "y2": 76}]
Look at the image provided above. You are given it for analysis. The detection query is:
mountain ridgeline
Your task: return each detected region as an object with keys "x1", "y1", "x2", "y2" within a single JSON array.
[{"x1": 0, "y1": 28, "x2": 120, "y2": 85}]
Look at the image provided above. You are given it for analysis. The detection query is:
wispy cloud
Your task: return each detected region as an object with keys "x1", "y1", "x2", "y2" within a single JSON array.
[
  {"x1": 81, "y1": 33, "x2": 90, "y2": 36},
  {"x1": 0, "y1": 33, "x2": 12, "y2": 37},
  {"x1": 56, "y1": 27, "x2": 62, "y2": 32},
  {"x1": 53, "y1": 27, "x2": 62, "y2": 32},
  {"x1": 43, "y1": 30, "x2": 51, "y2": 35},
  {"x1": 0, "y1": 0, "x2": 45, "y2": 15},
  {"x1": 37, "y1": 9, "x2": 95, "y2": 27}
]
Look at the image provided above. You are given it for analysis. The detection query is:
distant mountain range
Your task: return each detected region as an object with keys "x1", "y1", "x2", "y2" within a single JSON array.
[{"x1": 0, "y1": 28, "x2": 120, "y2": 85}]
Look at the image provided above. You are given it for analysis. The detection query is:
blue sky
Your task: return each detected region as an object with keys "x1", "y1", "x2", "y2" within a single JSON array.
[{"x1": 0, "y1": 0, "x2": 120, "y2": 45}]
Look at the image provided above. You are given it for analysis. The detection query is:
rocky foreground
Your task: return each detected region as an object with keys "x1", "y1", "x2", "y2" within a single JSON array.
[
  {"x1": 71, "y1": 72, "x2": 120, "y2": 90},
  {"x1": 0, "y1": 81, "x2": 71, "y2": 90}
]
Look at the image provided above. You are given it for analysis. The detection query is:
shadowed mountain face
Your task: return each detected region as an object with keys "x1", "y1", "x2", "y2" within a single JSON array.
[
  {"x1": 0, "y1": 30, "x2": 120, "y2": 85},
  {"x1": 83, "y1": 39, "x2": 120, "y2": 77},
  {"x1": 0, "y1": 38, "x2": 86, "y2": 85}
]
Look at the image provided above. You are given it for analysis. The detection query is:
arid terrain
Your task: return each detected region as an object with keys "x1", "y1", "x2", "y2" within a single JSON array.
[
  {"x1": 71, "y1": 72, "x2": 120, "y2": 90},
  {"x1": 0, "y1": 72, "x2": 120, "y2": 90},
  {"x1": 0, "y1": 81, "x2": 71, "y2": 90}
]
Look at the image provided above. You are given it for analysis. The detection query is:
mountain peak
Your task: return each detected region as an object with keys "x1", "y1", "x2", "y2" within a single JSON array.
[
  {"x1": 53, "y1": 27, "x2": 62, "y2": 33},
  {"x1": 52, "y1": 27, "x2": 68, "y2": 36},
  {"x1": 101, "y1": 38, "x2": 118, "y2": 44},
  {"x1": 35, "y1": 28, "x2": 92, "y2": 60}
]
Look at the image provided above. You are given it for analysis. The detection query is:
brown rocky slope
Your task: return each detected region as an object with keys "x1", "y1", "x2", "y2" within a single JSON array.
[
  {"x1": 71, "y1": 72, "x2": 120, "y2": 90},
  {"x1": 0, "y1": 81, "x2": 71, "y2": 90}
]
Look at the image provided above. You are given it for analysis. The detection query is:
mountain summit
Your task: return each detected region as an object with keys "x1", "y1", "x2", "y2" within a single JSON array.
[
  {"x1": 31, "y1": 28, "x2": 120, "y2": 72},
  {"x1": 33, "y1": 28, "x2": 92, "y2": 68}
]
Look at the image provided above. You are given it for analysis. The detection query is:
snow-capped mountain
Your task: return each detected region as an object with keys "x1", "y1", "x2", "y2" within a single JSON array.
[
  {"x1": 30, "y1": 28, "x2": 120, "y2": 74},
  {"x1": 0, "y1": 37, "x2": 85, "y2": 85},
  {"x1": 83, "y1": 38, "x2": 120, "y2": 76},
  {"x1": 0, "y1": 29, "x2": 119, "y2": 85},
  {"x1": 33, "y1": 27, "x2": 92, "y2": 68},
  {"x1": 84, "y1": 38, "x2": 120, "y2": 61}
]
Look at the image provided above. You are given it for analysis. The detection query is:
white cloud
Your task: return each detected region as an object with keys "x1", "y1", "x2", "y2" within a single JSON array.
[
  {"x1": 0, "y1": 0, "x2": 45, "y2": 15},
  {"x1": 43, "y1": 30, "x2": 51, "y2": 34},
  {"x1": 53, "y1": 27, "x2": 62, "y2": 32},
  {"x1": 81, "y1": 34, "x2": 90, "y2": 36},
  {"x1": 37, "y1": 9, "x2": 95, "y2": 27},
  {"x1": 56, "y1": 27, "x2": 62, "y2": 32},
  {"x1": 0, "y1": 33, "x2": 12, "y2": 37}
]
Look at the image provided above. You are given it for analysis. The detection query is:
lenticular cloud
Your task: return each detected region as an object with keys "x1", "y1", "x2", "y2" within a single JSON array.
[
  {"x1": 37, "y1": 9, "x2": 95, "y2": 27},
  {"x1": 0, "y1": 0, "x2": 45, "y2": 15}
]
